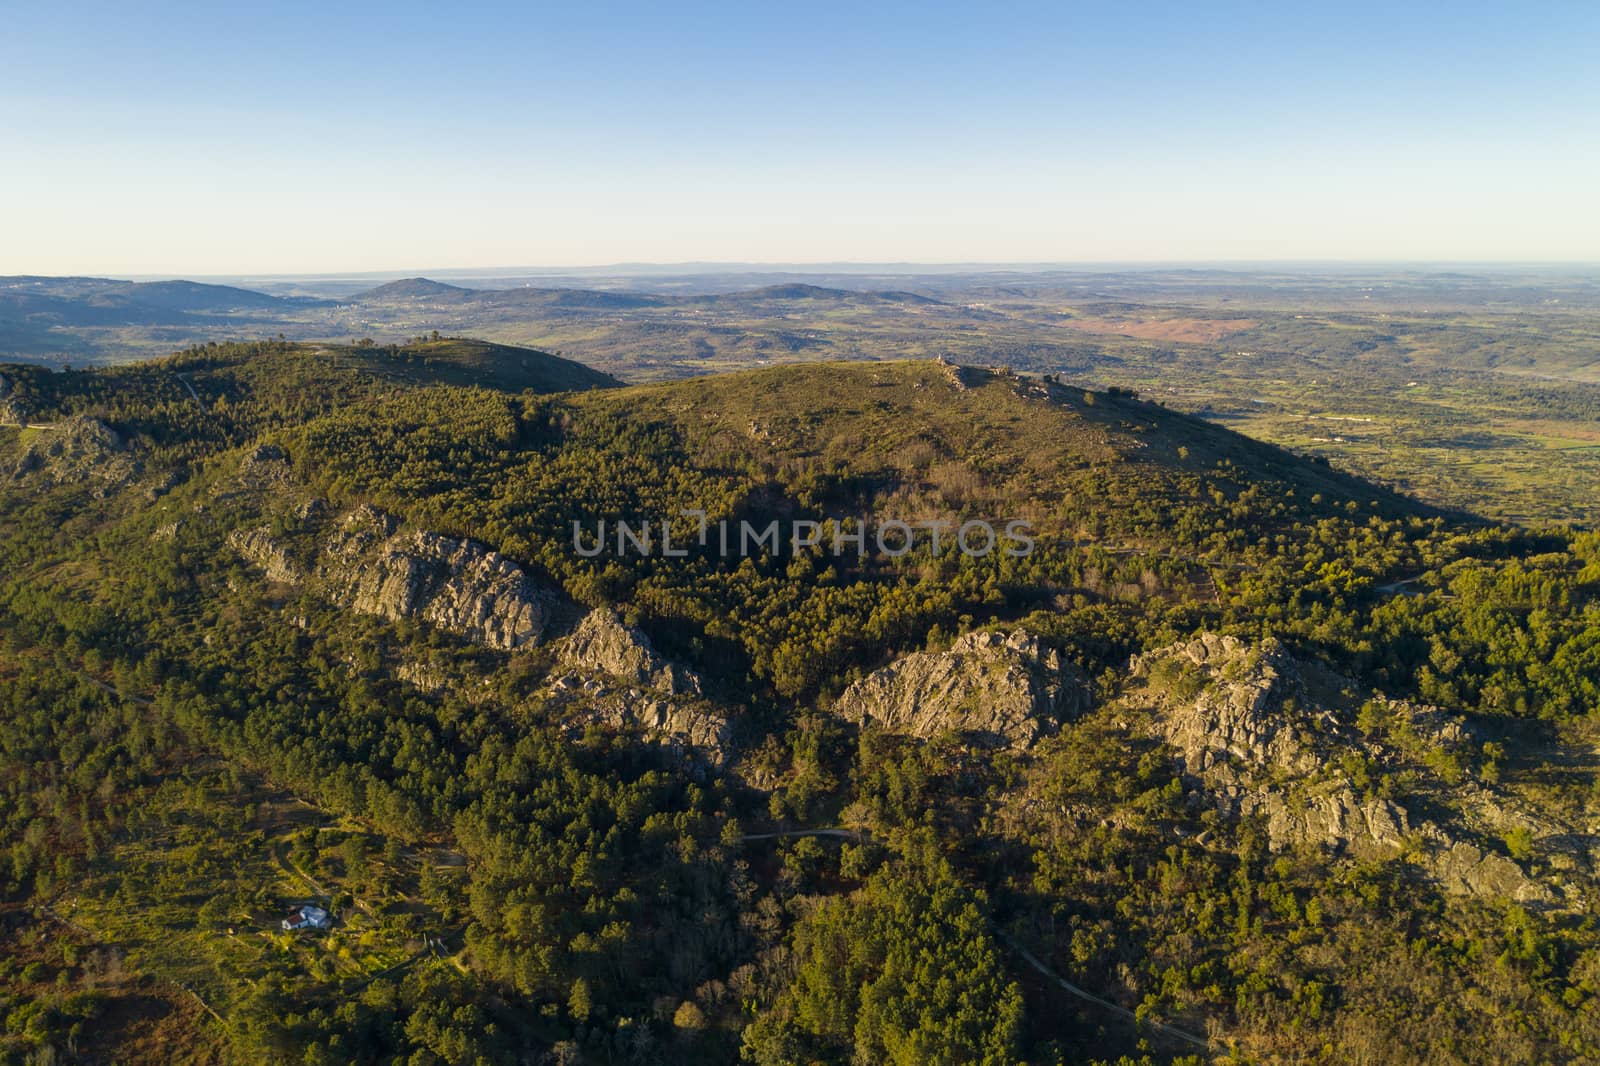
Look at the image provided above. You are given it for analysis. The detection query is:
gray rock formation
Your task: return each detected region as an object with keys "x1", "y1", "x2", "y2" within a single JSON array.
[
  {"x1": 9, "y1": 416, "x2": 135, "y2": 489},
  {"x1": 396, "y1": 659, "x2": 452, "y2": 696},
  {"x1": 835, "y1": 629, "x2": 1089, "y2": 750},
  {"x1": 1128, "y1": 632, "x2": 1554, "y2": 903},
  {"x1": 236, "y1": 442, "x2": 294, "y2": 489},
  {"x1": 1432, "y1": 839, "x2": 1544, "y2": 900},
  {"x1": 935, "y1": 355, "x2": 971, "y2": 391},
  {"x1": 546, "y1": 608, "x2": 723, "y2": 763},
  {"x1": 556, "y1": 608, "x2": 702, "y2": 697},
  {"x1": 554, "y1": 686, "x2": 731, "y2": 767},
  {"x1": 1233, "y1": 785, "x2": 1412, "y2": 858},
  {"x1": 227, "y1": 525, "x2": 303, "y2": 584},
  {"x1": 1133, "y1": 634, "x2": 1317, "y2": 777},
  {"x1": 228, "y1": 504, "x2": 550, "y2": 650},
  {"x1": 322, "y1": 507, "x2": 547, "y2": 650},
  {"x1": 323, "y1": 502, "x2": 398, "y2": 554}
]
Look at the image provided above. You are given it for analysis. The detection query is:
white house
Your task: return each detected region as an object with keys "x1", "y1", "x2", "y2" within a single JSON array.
[{"x1": 282, "y1": 905, "x2": 330, "y2": 931}]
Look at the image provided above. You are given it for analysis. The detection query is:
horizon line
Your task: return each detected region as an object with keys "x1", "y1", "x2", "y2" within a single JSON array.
[{"x1": 26, "y1": 258, "x2": 1600, "y2": 284}]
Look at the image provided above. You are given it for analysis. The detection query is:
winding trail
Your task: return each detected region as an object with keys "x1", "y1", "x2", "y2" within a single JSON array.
[
  {"x1": 735, "y1": 827, "x2": 1213, "y2": 1052},
  {"x1": 85, "y1": 675, "x2": 152, "y2": 706},
  {"x1": 271, "y1": 841, "x2": 328, "y2": 898},
  {"x1": 736, "y1": 828, "x2": 867, "y2": 843},
  {"x1": 1002, "y1": 935, "x2": 1212, "y2": 1051},
  {"x1": 175, "y1": 372, "x2": 205, "y2": 412},
  {"x1": 1375, "y1": 573, "x2": 1426, "y2": 595}
]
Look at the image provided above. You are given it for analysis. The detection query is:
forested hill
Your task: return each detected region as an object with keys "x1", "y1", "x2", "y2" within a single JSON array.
[
  {"x1": 2, "y1": 342, "x2": 1599, "y2": 1064},
  {"x1": 0, "y1": 336, "x2": 617, "y2": 449}
]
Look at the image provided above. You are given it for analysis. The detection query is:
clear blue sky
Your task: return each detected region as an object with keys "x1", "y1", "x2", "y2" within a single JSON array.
[{"x1": 3, "y1": 1, "x2": 1597, "y2": 274}]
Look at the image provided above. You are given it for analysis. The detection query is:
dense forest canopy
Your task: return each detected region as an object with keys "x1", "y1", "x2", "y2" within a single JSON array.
[{"x1": 1, "y1": 339, "x2": 1598, "y2": 1064}]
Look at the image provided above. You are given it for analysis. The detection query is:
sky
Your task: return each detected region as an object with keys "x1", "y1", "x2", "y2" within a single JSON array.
[{"x1": 2, "y1": 1, "x2": 1598, "y2": 275}]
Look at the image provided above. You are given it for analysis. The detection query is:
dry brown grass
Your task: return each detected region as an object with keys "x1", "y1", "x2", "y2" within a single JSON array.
[{"x1": 0, "y1": 909, "x2": 225, "y2": 1065}]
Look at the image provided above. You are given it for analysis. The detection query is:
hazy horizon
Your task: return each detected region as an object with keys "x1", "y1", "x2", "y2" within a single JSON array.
[{"x1": 29, "y1": 260, "x2": 1600, "y2": 287}]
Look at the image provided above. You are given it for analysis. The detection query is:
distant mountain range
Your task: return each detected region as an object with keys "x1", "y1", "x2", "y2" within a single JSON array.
[
  {"x1": 0, "y1": 271, "x2": 974, "y2": 371},
  {"x1": 347, "y1": 277, "x2": 943, "y2": 310},
  {"x1": 0, "y1": 275, "x2": 322, "y2": 322},
  {"x1": 0, "y1": 274, "x2": 945, "y2": 343}
]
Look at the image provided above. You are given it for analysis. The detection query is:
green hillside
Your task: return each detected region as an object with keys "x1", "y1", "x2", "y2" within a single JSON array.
[
  {"x1": 1, "y1": 345, "x2": 1598, "y2": 1064},
  {"x1": 0, "y1": 336, "x2": 616, "y2": 448}
]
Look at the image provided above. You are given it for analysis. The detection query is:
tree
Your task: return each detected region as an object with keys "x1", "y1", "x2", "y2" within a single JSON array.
[
  {"x1": 745, "y1": 866, "x2": 1024, "y2": 1065},
  {"x1": 568, "y1": 977, "x2": 593, "y2": 1023}
]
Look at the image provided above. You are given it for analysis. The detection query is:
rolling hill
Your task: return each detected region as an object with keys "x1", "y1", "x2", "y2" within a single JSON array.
[
  {"x1": 0, "y1": 275, "x2": 315, "y2": 319},
  {"x1": 349, "y1": 277, "x2": 473, "y2": 301},
  {"x1": 350, "y1": 276, "x2": 663, "y2": 311},
  {"x1": 1, "y1": 344, "x2": 1598, "y2": 1064},
  {"x1": 4, "y1": 269, "x2": 1598, "y2": 533},
  {"x1": 693, "y1": 283, "x2": 945, "y2": 307},
  {"x1": 0, "y1": 337, "x2": 619, "y2": 459}
]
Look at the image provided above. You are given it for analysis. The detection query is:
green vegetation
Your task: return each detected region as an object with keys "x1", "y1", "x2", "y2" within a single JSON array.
[
  {"x1": 9, "y1": 267, "x2": 1599, "y2": 527},
  {"x1": 742, "y1": 865, "x2": 1024, "y2": 1065},
  {"x1": 2, "y1": 340, "x2": 1599, "y2": 1063}
]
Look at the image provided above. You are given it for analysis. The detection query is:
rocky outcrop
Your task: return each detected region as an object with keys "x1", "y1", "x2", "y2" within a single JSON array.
[
  {"x1": 935, "y1": 355, "x2": 972, "y2": 391},
  {"x1": 236, "y1": 442, "x2": 294, "y2": 489},
  {"x1": 1133, "y1": 634, "x2": 1317, "y2": 777},
  {"x1": 226, "y1": 508, "x2": 722, "y2": 759},
  {"x1": 322, "y1": 502, "x2": 398, "y2": 553},
  {"x1": 396, "y1": 659, "x2": 452, "y2": 696},
  {"x1": 1433, "y1": 840, "x2": 1544, "y2": 899},
  {"x1": 1128, "y1": 632, "x2": 1553, "y2": 903},
  {"x1": 1234, "y1": 785, "x2": 1412, "y2": 858},
  {"x1": 551, "y1": 682, "x2": 731, "y2": 767},
  {"x1": 227, "y1": 525, "x2": 303, "y2": 584},
  {"x1": 835, "y1": 629, "x2": 1089, "y2": 750},
  {"x1": 556, "y1": 608, "x2": 702, "y2": 697},
  {"x1": 8, "y1": 416, "x2": 136, "y2": 489},
  {"x1": 545, "y1": 608, "x2": 722, "y2": 763},
  {"x1": 322, "y1": 507, "x2": 548, "y2": 650},
  {"x1": 228, "y1": 504, "x2": 550, "y2": 650}
]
